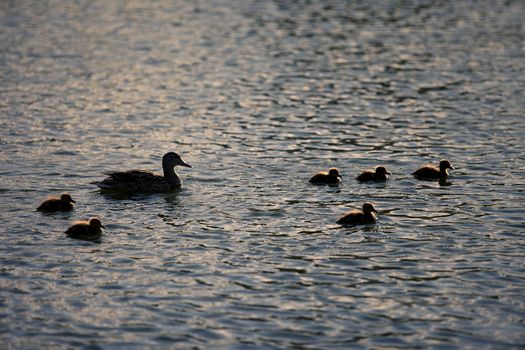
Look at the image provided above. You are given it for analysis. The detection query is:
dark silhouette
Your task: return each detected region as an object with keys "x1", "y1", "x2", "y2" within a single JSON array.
[
  {"x1": 37, "y1": 193, "x2": 76, "y2": 212},
  {"x1": 309, "y1": 168, "x2": 342, "y2": 185},
  {"x1": 413, "y1": 159, "x2": 454, "y2": 180},
  {"x1": 337, "y1": 202, "x2": 378, "y2": 225},
  {"x1": 92, "y1": 152, "x2": 192, "y2": 193},
  {"x1": 356, "y1": 166, "x2": 391, "y2": 182}
]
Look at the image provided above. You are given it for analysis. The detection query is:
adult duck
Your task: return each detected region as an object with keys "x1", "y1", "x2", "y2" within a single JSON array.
[
  {"x1": 337, "y1": 202, "x2": 378, "y2": 225},
  {"x1": 37, "y1": 193, "x2": 76, "y2": 212},
  {"x1": 309, "y1": 168, "x2": 342, "y2": 185},
  {"x1": 93, "y1": 152, "x2": 191, "y2": 193},
  {"x1": 413, "y1": 159, "x2": 454, "y2": 180}
]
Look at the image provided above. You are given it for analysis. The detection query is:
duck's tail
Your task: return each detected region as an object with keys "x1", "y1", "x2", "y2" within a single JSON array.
[{"x1": 91, "y1": 181, "x2": 111, "y2": 189}]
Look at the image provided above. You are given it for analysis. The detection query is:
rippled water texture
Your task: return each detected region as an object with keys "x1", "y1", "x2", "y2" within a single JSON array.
[{"x1": 1, "y1": 1, "x2": 525, "y2": 348}]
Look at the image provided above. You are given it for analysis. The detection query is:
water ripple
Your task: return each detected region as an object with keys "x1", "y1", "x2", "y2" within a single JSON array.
[{"x1": 1, "y1": 0, "x2": 525, "y2": 349}]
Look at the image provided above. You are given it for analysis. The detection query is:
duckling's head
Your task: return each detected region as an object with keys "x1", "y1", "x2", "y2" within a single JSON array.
[
  {"x1": 89, "y1": 217, "x2": 105, "y2": 229},
  {"x1": 362, "y1": 202, "x2": 378, "y2": 214},
  {"x1": 375, "y1": 166, "x2": 391, "y2": 175},
  {"x1": 164, "y1": 152, "x2": 192, "y2": 168},
  {"x1": 328, "y1": 168, "x2": 341, "y2": 178},
  {"x1": 439, "y1": 159, "x2": 454, "y2": 170},
  {"x1": 60, "y1": 193, "x2": 76, "y2": 203}
]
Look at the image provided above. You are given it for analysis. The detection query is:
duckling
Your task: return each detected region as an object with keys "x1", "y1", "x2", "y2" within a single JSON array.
[
  {"x1": 356, "y1": 166, "x2": 391, "y2": 182},
  {"x1": 309, "y1": 168, "x2": 342, "y2": 185},
  {"x1": 413, "y1": 159, "x2": 454, "y2": 180},
  {"x1": 37, "y1": 193, "x2": 76, "y2": 212},
  {"x1": 337, "y1": 202, "x2": 378, "y2": 225},
  {"x1": 92, "y1": 152, "x2": 192, "y2": 193},
  {"x1": 65, "y1": 217, "x2": 105, "y2": 241}
]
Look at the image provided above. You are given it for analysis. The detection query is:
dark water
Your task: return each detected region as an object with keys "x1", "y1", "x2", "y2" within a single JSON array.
[{"x1": 1, "y1": 0, "x2": 525, "y2": 348}]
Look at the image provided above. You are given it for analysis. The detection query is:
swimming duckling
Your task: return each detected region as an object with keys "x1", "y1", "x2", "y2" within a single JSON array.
[
  {"x1": 309, "y1": 168, "x2": 342, "y2": 185},
  {"x1": 92, "y1": 152, "x2": 192, "y2": 193},
  {"x1": 37, "y1": 193, "x2": 76, "y2": 212},
  {"x1": 413, "y1": 159, "x2": 454, "y2": 180},
  {"x1": 356, "y1": 166, "x2": 391, "y2": 182},
  {"x1": 337, "y1": 202, "x2": 378, "y2": 225},
  {"x1": 65, "y1": 217, "x2": 105, "y2": 241}
]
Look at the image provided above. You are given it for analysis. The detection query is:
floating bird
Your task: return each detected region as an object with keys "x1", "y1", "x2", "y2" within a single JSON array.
[
  {"x1": 92, "y1": 152, "x2": 191, "y2": 193},
  {"x1": 37, "y1": 193, "x2": 76, "y2": 212},
  {"x1": 65, "y1": 217, "x2": 105, "y2": 241},
  {"x1": 356, "y1": 166, "x2": 391, "y2": 182},
  {"x1": 337, "y1": 202, "x2": 378, "y2": 225},
  {"x1": 309, "y1": 168, "x2": 342, "y2": 185},
  {"x1": 413, "y1": 159, "x2": 454, "y2": 180}
]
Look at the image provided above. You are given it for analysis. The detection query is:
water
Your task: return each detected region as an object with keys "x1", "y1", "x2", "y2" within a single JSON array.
[{"x1": 1, "y1": 0, "x2": 524, "y2": 348}]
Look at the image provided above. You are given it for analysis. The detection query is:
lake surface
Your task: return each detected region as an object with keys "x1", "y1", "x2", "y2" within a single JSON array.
[{"x1": 1, "y1": 0, "x2": 524, "y2": 348}]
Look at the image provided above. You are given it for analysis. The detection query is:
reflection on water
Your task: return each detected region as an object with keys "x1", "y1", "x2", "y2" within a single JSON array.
[{"x1": 1, "y1": 0, "x2": 525, "y2": 348}]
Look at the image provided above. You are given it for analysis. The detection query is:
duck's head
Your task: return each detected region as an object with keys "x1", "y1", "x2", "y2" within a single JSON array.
[
  {"x1": 439, "y1": 159, "x2": 454, "y2": 170},
  {"x1": 89, "y1": 217, "x2": 106, "y2": 229},
  {"x1": 60, "y1": 193, "x2": 76, "y2": 203},
  {"x1": 375, "y1": 166, "x2": 391, "y2": 175},
  {"x1": 164, "y1": 152, "x2": 192, "y2": 168},
  {"x1": 328, "y1": 168, "x2": 341, "y2": 178},
  {"x1": 362, "y1": 202, "x2": 378, "y2": 214}
]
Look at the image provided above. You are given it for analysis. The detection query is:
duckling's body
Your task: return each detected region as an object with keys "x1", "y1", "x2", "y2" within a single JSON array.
[
  {"x1": 37, "y1": 193, "x2": 76, "y2": 212},
  {"x1": 309, "y1": 168, "x2": 342, "y2": 185},
  {"x1": 413, "y1": 160, "x2": 454, "y2": 180},
  {"x1": 93, "y1": 152, "x2": 191, "y2": 193},
  {"x1": 65, "y1": 217, "x2": 105, "y2": 241},
  {"x1": 337, "y1": 202, "x2": 378, "y2": 225},
  {"x1": 356, "y1": 166, "x2": 391, "y2": 182}
]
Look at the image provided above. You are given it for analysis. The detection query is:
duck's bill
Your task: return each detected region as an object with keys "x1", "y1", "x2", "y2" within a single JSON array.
[
  {"x1": 71, "y1": 199, "x2": 76, "y2": 203},
  {"x1": 180, "y1": 159, "x2": 192, "y2": 168},
  {"x1": 386, "y1": 171, "x2": 392, "y2": 175},
  {"x1": 101, "y1": 224, "x2": 106, "y2": 229}
]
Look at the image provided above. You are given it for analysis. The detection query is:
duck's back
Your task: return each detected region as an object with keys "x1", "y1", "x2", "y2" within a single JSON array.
[
  {"x1": 356, "y1": 171, "x2": 375, "y2": 182},
  {"x1": 309, "y1": 173, "x2": 327, "y2": 183},
  {"x1": 65, "y1": 223, "x2": 89, "y2": 237},
  {"x1": 38, "y1": 198, "x2": 73, "y2": 212},
  {"x1": 413, "y1": 166, "x2": 440, "y2": 179},
  {"x1": 309, "y1": 173, "x2": 340, "y2": 184},
  {"x1": 66, "y1": 222, "x2": 102, "y2": 240},
  {"x1": 38, "y1": 198, "x2": 60, "y2": 211},
  {"x1": 96, "y1": 170, "x2": 181, "y2": 192},
  {"x1": 337, "y1": 211, "x2": 375, "y2": 225}
]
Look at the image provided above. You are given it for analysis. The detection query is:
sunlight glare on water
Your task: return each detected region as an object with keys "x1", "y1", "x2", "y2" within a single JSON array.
[{"x1": 1, "y1": 0, "x2": 524, "y2": 349}]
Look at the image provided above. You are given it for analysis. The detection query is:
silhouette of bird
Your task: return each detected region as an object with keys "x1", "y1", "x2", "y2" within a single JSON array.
[
  {"x1": 413, "y1": 159, "x2": 454, "y2": 180},
  {"x1": 37, "y1": 193, "x2": 76, "y2": 212},
  {"x1": 92, "y1": 152, "x2": 192, "y2": 193},
  {"x1": 356, "y1": 166, "x2": 391, "y2": 182},
  {"x1": 65, "y1": 217, "x2": 105, "y2": 241},
  {"x1": 337, "y1": 202, "x2": 378, "y2": 225},
  {"x1": 309, "y1": 168, "x2": 342, "y2": 185}
]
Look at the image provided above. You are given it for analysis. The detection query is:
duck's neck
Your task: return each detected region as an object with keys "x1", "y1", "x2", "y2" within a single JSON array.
[
  {"x1": 364, "y1": 211, "x2": 376, "y2": 219},
  {"x1": 439, "y1": 168, "x2": 449, "y2": 177},
  {"x1": 163, "y1": 163, "x2": 177, "y2": 179}
]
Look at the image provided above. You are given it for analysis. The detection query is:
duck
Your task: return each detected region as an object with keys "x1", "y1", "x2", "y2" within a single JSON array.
[
  {"x1": 413, "y1": 159, "x2": 454, "y2": 180},
  {"x1": 337, "y1": 202, "x2": 378, "y2": 225},
  {"x1": 65, "y1": 217, "x2": 105, "y2": 241},
  {"x1": 92, "y1": 152, "x2": 192, "y2": 193},
  {"x1": 356, "y1": 166, "x2": 391, "y2": 182},
  {"x1": 37, "y1": 193, "x2": 76, "y2": 212},
  {"x1": 309, "y1": 168, "x2": 342, "y2": 185}
]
